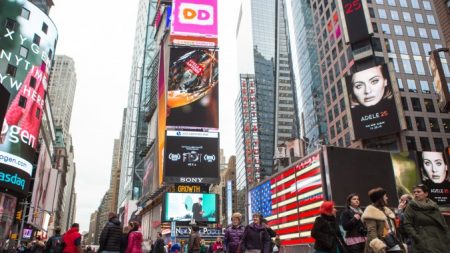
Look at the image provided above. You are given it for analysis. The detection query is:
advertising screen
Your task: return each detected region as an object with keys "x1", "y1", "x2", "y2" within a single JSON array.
[
  {"x1": 338, "y1": 0, "x2": 371, "y2": 44},
  {"x1": 164, "y1": 130, "x2": 219, "y2": 184},
  {"x1": 417, "y1": 151, "x2": 450, "y2": 206},
  {"x1": 429, "y1": 50, "x2": 450, "y2": 112},
  {"x1": 391, "y1": 152, "x2": 421, "y2": 197},
  {"x1": 167, "y1": 47, "x2": 219, "y2": 130},
  {"x1": 346, "y1": 64, "x2": 401, "y2": 140},
  {"x1": 158, "y1": 46, "x2": 166, "y2": 185},
  {"x1": 163, "y1": 192, "x2": 217, "y2": 222},
  {"x1": 142, "y1": 145, "x2": 155, "y2": 197},
  {"x1": 0, "y1": 1, "x2": 58, "y2": 193},
  {"x1": 170, "y1": 0, "x2": 218, "y2": 46}
]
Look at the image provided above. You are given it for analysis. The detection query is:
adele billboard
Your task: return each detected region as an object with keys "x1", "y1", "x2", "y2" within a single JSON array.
[{"x1": 345, "y1": 64, "x2": 401, "y2": 140}]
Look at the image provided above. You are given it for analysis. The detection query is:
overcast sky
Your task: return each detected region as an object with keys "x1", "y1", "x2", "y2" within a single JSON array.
[{"x1": 50, "y1": 0, "x2": 240, "y2": 232}]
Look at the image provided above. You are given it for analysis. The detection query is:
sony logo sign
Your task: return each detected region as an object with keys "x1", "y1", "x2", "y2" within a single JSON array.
[{"x1": 180, "y1": 177, "x2": 204, "y2": 183}]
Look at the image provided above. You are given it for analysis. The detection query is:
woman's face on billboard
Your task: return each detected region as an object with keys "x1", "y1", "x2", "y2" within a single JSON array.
[
  {"x1": 352, "y1": 66, "x2": 387, "y2": 107},
  {"x1": 422, "y1": 151, "x2": 448, "y2": 184}
]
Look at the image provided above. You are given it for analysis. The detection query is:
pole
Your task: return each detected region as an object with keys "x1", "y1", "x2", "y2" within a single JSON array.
[{"x1": 17, "y1": 202, "x2": 28, "y2": 246}]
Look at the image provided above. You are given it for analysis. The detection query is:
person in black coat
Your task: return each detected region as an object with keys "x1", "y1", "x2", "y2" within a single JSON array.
[
  {"x1": 311, "y1": 201, "x2": 347, "y2": 253},
  {"x1": 154, "y1": 233, "x2": 165, "y2": 253},
  {"x1": 340, "y1": 194, "x2": 366, "y2": 253},
  {"x1": 239, "y1": 213, "x2": 271, "y2": 253},
  {"x1": 261, "y1": 219, "x2": 276, "y2": 253},
  {"x1": 99, "y1": 213, "x2": 123, "y2": 253}
]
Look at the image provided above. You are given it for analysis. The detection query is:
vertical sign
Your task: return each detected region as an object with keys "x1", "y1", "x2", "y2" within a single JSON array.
[
  {"x1": 338, "y1": 0, "x2": 372, "y2": 44},
  {"x1": 171, "y1": 220, "x2": 176, "y2": 241},
  {"x1": 158, "y1": 46, "x2": 166, "y2": 184},
  {"x1": 226, "y1": 180, "x2": 232, "y2": 224},
  {"x1": 429, "y1": 50, "x2": 450, "y2": 112}
]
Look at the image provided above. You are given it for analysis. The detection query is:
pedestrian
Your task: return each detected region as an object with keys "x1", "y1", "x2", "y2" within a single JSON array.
[
  {"x1": 361, "y1": 187, "x2": 405, "y2": 253},
  {"x1": 45, "y1": 227, "x2": 64, "y2": 253},
  {"x1": 340, "y1": 193, "x2": 366, "y2": 253},
  {"x1": 272, "y1": 235, "x2": 280, "y2": 253},
  {"x1": 395, "y1": 194, "x2": 412, "y2": 253},
  {"x1": 170, "y1": 243, "x2": 181, "y2": 253},
  {"x1": 120, "y1": 226, "x2": 131, "y2": 253},
  {"x1": 239, "y1": 213, "x2": 271, "y2": 253},
  {"x1": 31, "y1": 236, "x2": 45, "y2": 253},
  {"x1": 224, "y1": 213, "x2": 244, "y2": 253},
  {"x1": 188, "y1": 225, "x2": 201, "y2": 253},
  {"x1": 199, "y1": 240, "x2": 206, "y2": 253},
  {"x1": 154, "y1": 233, "x2": 165, "y2": 253},
  {"x1": 63, "y1": 223, "x2": 82, "y2": 253},
  {"x1": 99, "y1": 212, "x2": 122, "y2": 253},
  {"x1": 126, "y1": 221, "x2": 143, "y2": 253},
  {"x1": 261, "y1": 219, "x2": 276, "y2": 252},
  {"x1": 212, "y1": 238, "x2": 224, "y2": 253},
  {"x1": 402, "y1": 184, "x2": 450, "y2": 253},
  {"x1": 311, "y1": 201, "x2": 347, "y2": 253}
]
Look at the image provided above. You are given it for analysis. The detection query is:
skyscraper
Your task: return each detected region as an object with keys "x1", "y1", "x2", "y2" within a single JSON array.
[
  {"x1": 431, "y1": 0, "x2": 450, "y2": 48},
  {"x1": 29, "y1": 0, "x2": 53, "y2": 14}
]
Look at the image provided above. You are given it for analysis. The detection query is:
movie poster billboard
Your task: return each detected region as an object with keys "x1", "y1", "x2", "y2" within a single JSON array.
[
  {"x1": 164, "y1": 130, "x2": 219, "y2": 184},
  {"x1": 0, "y1": 0, "x2": 58, "y2": 195},
  {"x1": 429, "y1": 50, "x2": 450, "y2": 112},
  {"x1": 170, "y1": 0, "x2": 218, "y2": 46},
  {"x1": 345, "y1": 64, "x2": 401, "y2": 140},
  {"x1": 167, "y1": 47, "x2": 218, "y2": 130},
  {"x1": 417, "y1": 151, "x2": 450, "y2": 205}
]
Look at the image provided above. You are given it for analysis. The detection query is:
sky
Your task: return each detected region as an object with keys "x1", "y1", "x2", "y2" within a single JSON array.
[{"x1": 50, "y1": 0, "x2": 240, "y2": 232}]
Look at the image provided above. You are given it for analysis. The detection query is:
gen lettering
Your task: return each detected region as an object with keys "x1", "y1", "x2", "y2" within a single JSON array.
[
  {"x1": 360, "y1": 111, "x2": 389, "y2": 122},
  {"x1": 1, "y1": 123, "x2": 37, "y2": 148}
]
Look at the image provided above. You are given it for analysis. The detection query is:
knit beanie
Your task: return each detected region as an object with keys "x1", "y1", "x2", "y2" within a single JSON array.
[
  {"x1": 320, "y1": 201, "x2": 335, "y2": 215},
  {"x1": 368, "y1": 187, "x2": 387, "y2": 203}
]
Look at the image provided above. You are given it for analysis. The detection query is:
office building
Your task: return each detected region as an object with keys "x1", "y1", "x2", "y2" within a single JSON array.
[{"x1": 431, "y1": 0, "x2": 450, "y2": 48}]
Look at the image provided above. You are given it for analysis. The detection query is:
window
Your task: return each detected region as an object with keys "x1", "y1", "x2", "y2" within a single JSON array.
[
  {"x1": 388, "y1": 39, "x2": 395, "y2": 53},
  {"x1": 402, "y1": 59, "x2": 413, "y2": 74},
  {"x1": 345, "y1": 133, "x2": 351, "y2": 146},
  {"x1": 416, "y1": 117, "x2": 426, "y2": 131},
  {"x1": 42, "y1": 22, "x2": 48, "y2": 33},
  {"x1": 423, "y1": 1, "x2": 432, "y2": 10},
  {"x1": 420, "y1": 137, "x2": 431, "y2": 151},
  {"x1": 398, "y1": 79, "x2": 404, "y2": 91},
  {"x1": 411, "y1": 97, "x2": 421, "y2": 111},
  {"x1": 394, "y1": 25, "x2": 403, "y2": 36},
  {"x1": 381, "y1": 24, "x2": 390, "y2": 34},
  {"x1": 378, "y1": 9, "x2": 387, "y2": 19},
  {"x1": 405, "y1": 116, "x2": 413, "y2": 130},
  {"x1": 6, "y1": 64, "x2": 17, "y2": 77},
  {"x1": 401, "y1": 96, "x2": 408, "y2": 110},
  {"x1": 427, "y1": 15, "x2": 436, "y2": 25},
  {"x1": 18, "y1": 96, "x2": 27, "y2": 108},
  {"x1": 391, "y1": 10, "x2": 399, "y2": 20},
  {"x1": 424, "y1": 99, "x2": 435, "y2": 112},
  {"x1": 372, "y1": 37, "x2": 382, "y2": 52},
  {"x1": 406, "y1": 26, "x2": 415, "y2": 37},
  {"x1": 33, "y1": 34, "x2": 41, "y2": 45},
  {"x1": 340, "y1": 98, "x2": 346, "y2": 111},
  {"x1": 411, "y1": 0, "x2": 419, "y2": 9},
  {"x1": 407, "y1": 79, "x2": 417, "y2": 92},
  {"x1": 415, "y1": 13, "x2": 424, "y2": 23},
  {"x1": 387, "y1": 0, "x2": 396, "y2": 6},
  {"x1": 398, "y1": 40, "x2": 408, "y2": 54},
  {"x1": 5, "y1": 18, "x2": 16, "y2": 30},
  {"x1": 420, "y1": 81, "x2": 430, "y2": 93},
  {"x1": 434, "y1": 138, "x2": 444, "y2": 151},
  {"x1": 330, "y1": 126, "x2": 335, "y2": 139},
  {"x1": 35, "y1": 108, "x2": 41, "y2": 119},
  {"x1": 391, "y1": 58, "x2": 400, "y2": 73},
  {"x1": 430, "y1": 118, "x2": 440, "y2": 132},
  {"x1": 443, "y1": 119, "x2": 450, "y2": 133},
  {"x1": 336, "y1": 121, "x2": 342, "y2": 134},
  {"x1": 328, "y1": 110, "x2": 334, "y2": 122},
  {"x1": 423, "y1": 43, "x2": 431, "y2": 55},
  {"x1": 403, "y1": 12, "x2": 411, "y2": 22},
  {"x1": 376, "y1": 0, "x2": 384, "y2": 4},
  {"x1": 343, "y1": 115, "x2": 348, "y2": 128},
  {"x1": 431, "y1": 29, "x2": 440, "y2": 40},
  {"x1": 406, "y1": 136, "x2": 417, "y2": 150},
  {"x1": 19, "y1": 46, "x2": 28, "y2": 58},
  {"x1": 410, "y1": 42, "x2": 420, "y2": 55},
  {"x1": 372, "y1": 22, "x2": 379, "y2": 33},
  {"x1": 418, "y1": 28, "x2": 427, "y2": 38},
  {"x1": 399, "y1": 0, "x2": 408, "y2": 7},
  {"x1": 415, "y1": 60, "x2": 426, "y2": 75},
  {"x1": 20, "y1": 8, "x2": 30, "y2": 19}
]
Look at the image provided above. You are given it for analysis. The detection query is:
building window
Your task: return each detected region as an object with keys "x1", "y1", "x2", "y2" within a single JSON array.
[
  {"x1": 405, "y1": 116, "x2": 413, "y2": 130},
  {"x1": 5, "y1": 18, "x2": 16, "y2": 30},
  {"x1": 406, "y1": 136, "x2": 417, "y2": 151},
  {"x1": 387, "y1": 39, "x2": 395, "y2": 53},
  {"x1": 418, "y1": 28, "x2": 427, "y2": 38},
  {"x1": 33, "y1": 34, "x2": 41, "y2": 45},
  {"x1": 378, "y1": 9, "x2": 387, "y2": 19},
  {"x1": 415, "y1": 60, "x2": 426, "y2": 75},
  {"x1": 391, "y1": 58, "x2": 400, "y2": 73},
  {"x1": 423, "y1": 43, "x2": 431, "y2": 55},
  {"x1": 19, "y1": 46, "x2": 28, "y2": 58},
  {"x1": 21, "y1": 8, "x2": 30, "y2": 19},
  {"x1": 402, "y1": 59, "x2": 413, "y2": 74},
  {"x1": 328, "y1": 110, "x2": 333, "y2": 122},
  {"x1": 42, "y1": 23, "x2": 48, "y2": 34},
  {"x1": 407, "y1": 79, "x2": 417, "y2": 92},
  {"x1": 394, "y1": 25, "x2": 403, "y2": 36},
  {"x1": 415, "y1": 13, "x2": 424, "y2": 23},
  {"x1": 431, "y1": 29, "x2": 440, "y2": 40},
  {"x1": 406, "y1": 26, "x2": 415, "y2": 37},
  {"x1": 420, "y1": 137, "x2": 431, "y2": 151},
  {"x1": 372, "y1": 37, "x2": 382, "y2": 52},
  {"x1": 411, "y1": 0, "x2": 420, "y2": 9},
  {"x1": 411, "y1": 97, "x2": 421, "y2": 111},
  {"x1": 376, "y1": 0, "x2": 384, "y2": 4},
  {"x1": 410, "y1": 42, "x2": 420, "y2": 55},
  {"x1": 424, "y1": 99, "x2": 435, "y2": 112},
  {"x1": 6, "y1": 64, "x2": 17, "y2": 77},
  {"x1": 399, "y1": 0, "x2": 408, "y2": 7},
  {"x1": 345, "y1": 132, "x2": 351, "y2": 146},
  {"x1": 423, "y1": 1, "x2": 432, "y2": 10},
  {"x1": 330, "y1": 126, "x2": 335, "y2": 139},
  {"x1": 401, "y1": 97, "x2": 408, "y2": 110},
  {"x1": 381, "y1": 24, "x2": 391, "y2": 34},
  {"x1": 391, "y1": 10, "x2": 399, "y2": 20},
  {"x1": 403, "y1": 12, "x2": 411, "y2": 22},
  {"x1": 420, "y1": 81, "x2": 430, "y2": 93},
  {"x1": 18, "y1": 96, "x2": 27, "y2": 108},
  {"x1": 429, "y1": 118, "x2": 440, "y2": 132},
  {"x1": 443, "y1": 119, "x2": 450, "y2": 133},
  {"x1": 398, "y1": 79, "x2": 404, "y2": 91},
  {"x1": 35, "y1": 108, "x2": 41, "y2": 119},
  {"x1": 398, "y1": 40, "x2": 408, "y2": 54},
  {"x1": 416, "y1": 117, "x2": 426, "y2": 131},
  {"x1": 434, "y1": 138, "x2": 444, "y2": 151},
  {"x1": 427, "y1": 15, "x2": 436, "y2": 25},
  {"x1": 343, "y1": 115, "x2": 348, "y2": 128},
  {"x1": 372, "y1": 22, "x2": 379, "y2": 33},
  {"x1": 336, "y1": 121, "x2": 342, "y2": 134},
  {"x1": 387, "y1": 0, "x2": 396, "y2": 6}
]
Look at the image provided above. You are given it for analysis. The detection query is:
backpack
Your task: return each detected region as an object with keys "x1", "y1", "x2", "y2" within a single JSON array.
[{"x1": 49, "y1": 235, "x2": 64, "y2": 253}]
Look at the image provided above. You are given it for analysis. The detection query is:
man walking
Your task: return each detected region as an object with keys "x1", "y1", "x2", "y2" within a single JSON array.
[
  {"x1": 154, "y1": 233, "x2": 165, "y2": 253},
  {"x1": 45, "y1": 227, "x2": 64, "y2": 253},
  {"x1": 63, "y1": 224, "x2": 82, "y2": 253},
  {"x1": 99, "y1": 212, "x2": 122, "y2": 253}
]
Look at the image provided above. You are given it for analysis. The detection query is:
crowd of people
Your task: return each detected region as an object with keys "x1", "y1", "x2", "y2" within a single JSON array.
[{"x1": 310, "y1": 185, "x2": 450, "y2": 253}]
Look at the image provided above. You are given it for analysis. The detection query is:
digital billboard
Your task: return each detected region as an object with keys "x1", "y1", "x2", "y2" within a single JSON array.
[
  {"x1": 162, "y1": 192, "x2": 217, "y2": 222},
  {"x1": 0, "y1": 0, "x2": 58, "y2": 195},
  {"x1": 163, "y1": 130, "x2": 219, "y2": 184},
  {"x1": 417, "y1": 151, "x2": 450, "y2": 206},
  {"x1": 429, "y1": 49, "x2": 450, "y2": 112},
  {"x1": 338, "y1": 0, "x2": 372, "y2": 44},
  {"x1": 390, "y1": 152, "x2": 421, "y2": 197},
  {"x1": 167, "y1": 47, "x2": 218, "y2": 130},
  {"x1": 170, "y1": 0, "x2": 218, "y2": 46},
  {"x1": 142, "y1": 145, "x2": 156, "y2": 197},
  {"x1": 158, "y1": 46, "x2": 166, "y2": 185},
  {"x1": 345, "y1": 64, "x2": 401, "y2": 140}
]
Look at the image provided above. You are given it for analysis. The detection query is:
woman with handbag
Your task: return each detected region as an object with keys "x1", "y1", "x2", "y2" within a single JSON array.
[
  {"x1": 311, "y1": 201, "x2": 348, "y2": 253},
  {"x1": 341, "y1": 193, "x2": 367, "y2": 253},
  {"x1": 239, "y1": 213, "x2": 271, "y2": 253},
  {"x1": 361, "y1": 188, "x2": 405, "y2": 253}
]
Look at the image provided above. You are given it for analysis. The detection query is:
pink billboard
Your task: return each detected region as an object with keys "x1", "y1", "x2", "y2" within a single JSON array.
[{"x1": 170, "y1": 0, "x2": 218, "y2": 46}]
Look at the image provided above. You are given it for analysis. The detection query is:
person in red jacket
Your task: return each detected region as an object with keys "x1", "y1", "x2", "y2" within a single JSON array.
[
  {"x1": 63, "y1": 223, "x2": 82, "y2": 253},
  {"x1": 126, "y1": 221, "x2": 143, "y2": 253}
]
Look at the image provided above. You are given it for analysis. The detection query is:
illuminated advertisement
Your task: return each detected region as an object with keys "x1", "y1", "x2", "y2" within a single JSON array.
[
  {"x1": 162, "y1": 192, "x2": 217, "y2": 222},
  {"x1": 391, "y1": 152, "x2": 421, "y2": 197},
  {"x1": 142, "y1": 145, "x2": 155, "y2": 197},
  {"x1": 337, "y1": 0, "x2": 372, "y2": 44},
  {"x1": 345, "y1": 64, "x2": 401, "y2": 140},
  {"x1": 164, "y1": 130, "x2": 219, "y2": 184},
  {"x1": 170, "y1": 0, "x2": 218, "y2": 46},
  {"x1": 167, "y1": 47, "x2": 218, "y2": 130},
  {"x1": 158, "y1": 46, "x2": 166, "y2": 185},
  {"x1": 0, "y1": 1, "x2": 58, "y2": 194},
  {"x1": 417, "y1": 151, "x2": 450, "y2": 205},
  {"x1": 429, "y1": 50, "x2": 450, "y2": 112}
]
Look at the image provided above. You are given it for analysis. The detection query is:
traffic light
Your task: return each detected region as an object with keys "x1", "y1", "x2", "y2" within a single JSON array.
[{"x1": 15, "y1": 210, "x2": 22, "y2": 221}]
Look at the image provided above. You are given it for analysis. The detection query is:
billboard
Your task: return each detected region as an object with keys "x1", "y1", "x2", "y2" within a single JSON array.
[
  {"x1": 170, "y1": 0, "x2": 218, "y2": 46},
  {"x1": 158, "y1": 46, "x2": 166, "y2": 184},
  {"x1": 338, "y1": 0, "x2": 372, "y2": 44},
  {"x1": 345, "y1": 64, "x2": 401, "y2": 140},
  {"x1": 142, "y1": 145, "x2": 156, "y2": 197},
  {"x1": 162, "y1": 192, "x2": 217, "y2": 222},
  {"x1": 0, "y1": 85, "x2": 9, "y2": 128},
  {"x1": 163, "y1": 130, "x2": 219, "y2": 184},
  {"x1": 167, "y1": 47, "x2": 219, "y2": 130},
  {"x1": 0, "y1": 0, "x2": 58, "y2": 195},
  {"x1": 417, "y1": 151, "x2": 450, "y2": 205},
  {"x1": 391, "y1": 152, "x2": 421, "y2": 197},
  {"x1": 429, "y1": 50, "x2": 450, "y2": 112}
]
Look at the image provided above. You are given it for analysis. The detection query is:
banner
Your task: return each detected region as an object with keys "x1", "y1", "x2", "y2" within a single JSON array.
[
  {"x1": 429, "y1": 50, "x2": 450, "y2": 112},
  {"x1": 0, "y1": 1, "x2": 58, "y2": 193},
  {"x1": 346, "y1": 64, "x2": 401, "y2": 140},
  {"x1": 391, "y1": 152, "x2": 421, "y2": 197},
  {"x1": 417, "y1": 151, "x2": 450, "y2": 205},
  {"x1": 142, "y1": 145, "x2": 156, "y2": 197}
]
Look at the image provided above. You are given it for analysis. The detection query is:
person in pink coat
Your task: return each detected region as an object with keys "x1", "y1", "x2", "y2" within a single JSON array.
[{"x1": 126, "y1": 221, "x2": 143, "y2": 253}]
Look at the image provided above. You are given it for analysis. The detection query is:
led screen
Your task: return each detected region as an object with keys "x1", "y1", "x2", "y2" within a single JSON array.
[{"x1": 163, "y1": 192, "x2": 217, "y2": 222}]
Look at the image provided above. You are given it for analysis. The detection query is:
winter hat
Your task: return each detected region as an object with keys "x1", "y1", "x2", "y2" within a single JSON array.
[
  {"x1": 368, "y1": 187, "x2": 387, "y2": 203},
  {"x1": 320, "y1": 201, "x2": 335, "y2": 215}
]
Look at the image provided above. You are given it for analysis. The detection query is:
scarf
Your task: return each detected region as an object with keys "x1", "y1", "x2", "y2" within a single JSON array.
[{"x1": 350, "y1": 206, "x2": 363, "y2": 215}]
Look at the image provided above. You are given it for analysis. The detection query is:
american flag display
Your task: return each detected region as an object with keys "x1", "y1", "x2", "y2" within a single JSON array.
[{"x1": 249, "y1": 153, "x2": 324, "y2": 246}]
